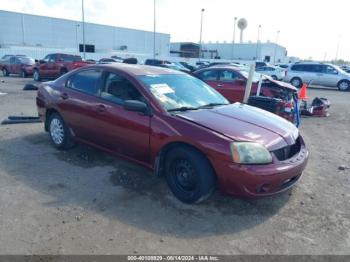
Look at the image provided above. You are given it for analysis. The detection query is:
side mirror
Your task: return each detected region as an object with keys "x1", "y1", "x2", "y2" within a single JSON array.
[{"x1": 124, "y1": 100, "x2": 148, "y2": 114}]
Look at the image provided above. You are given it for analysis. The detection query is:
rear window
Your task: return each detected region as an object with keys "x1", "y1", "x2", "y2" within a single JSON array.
[
  {"x1": 62, "y1": 55, "x2": 83, "y2": 62},
  {"x1": 66, "y1": 69, "x2": 101, "y2": 95},
  {"x1": 291, "y1": 64, "x2": 322, "y2": 72}
]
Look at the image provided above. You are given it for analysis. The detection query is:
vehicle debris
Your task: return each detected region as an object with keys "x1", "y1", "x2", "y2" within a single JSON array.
[{"x1": 1, "y1": 116, "x2": 41, "y2": 125}]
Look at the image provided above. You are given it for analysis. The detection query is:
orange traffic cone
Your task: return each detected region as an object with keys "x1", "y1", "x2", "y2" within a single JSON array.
[{"x1": 298, "y1": 83, "x2": 308, "y2": 100}]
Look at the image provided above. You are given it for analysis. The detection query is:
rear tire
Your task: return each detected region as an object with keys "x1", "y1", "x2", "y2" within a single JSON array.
[
  {"x1": 48, "y1": 113, "x2": 75, "y2": 150},
  {"x1": 337, "y1": 80, "x2": 350, "y2": 91},
  {"x1": 2, "y1": 68, "x2": 9, "y2": 77},
  {"x1": 290, "y1": 77, "x2": 302, "y2": 88},
  {"x1": 33, "y1": 69, "x2": 41, "y2": 82},
  {"x1": 165, "y1": 146, "x2": 216, "y2": 204}
]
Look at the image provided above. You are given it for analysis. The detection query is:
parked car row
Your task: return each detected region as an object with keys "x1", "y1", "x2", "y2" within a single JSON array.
[{"x1": 36, "y1": 63, "x2": 308, "y2": 204}]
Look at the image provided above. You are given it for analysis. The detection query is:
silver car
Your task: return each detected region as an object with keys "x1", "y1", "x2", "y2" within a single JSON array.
[{"x1": 284, "y1": 63, "x2": 350, "y2": 91}]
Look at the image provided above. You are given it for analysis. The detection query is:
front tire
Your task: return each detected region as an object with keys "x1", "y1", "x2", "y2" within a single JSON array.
[
  {"x1": 165, "y1": 146, "x2": 216, "y2": 204},
  {"x1": 290, "y1": 77, "x2": 302, "y2": 88},
  {"x1": 48, "y1": 113, "x2": 74, "y2": 150},
  {"x1": 337, "y1": 80, "x2": 350, "y2": 91},
  {"x1": 33, "y1": 69, "x2": 41, "y2": 82}
]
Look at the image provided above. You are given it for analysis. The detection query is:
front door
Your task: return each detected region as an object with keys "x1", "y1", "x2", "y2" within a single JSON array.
[{"x1": 92, "y1": 70, "x2": 151, "y2": 164}]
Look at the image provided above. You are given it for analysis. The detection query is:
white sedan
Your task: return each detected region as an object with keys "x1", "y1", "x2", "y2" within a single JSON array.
[{"x1": 256, "y1": 66, "x2": 286, "y2": 80}]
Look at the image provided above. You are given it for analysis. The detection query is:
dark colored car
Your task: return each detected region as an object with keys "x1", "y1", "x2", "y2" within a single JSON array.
[
  {"x1": 193, "y1": 66, "x2": 298, "y2": 122},
  {"x1": 256, "y1": 61, "x2": 268, "y2": 68},
  {"x1": 36, "y1": 64, "x2": 308, "y2": 204},
  {"x1": 179, "y1": 61, "x2": 197, "y2": 72},
  {"x1": 145, "y1": 59, "x2": 190, "y2": 73},
  {"x1": 33, "y1": 53, "x2": 92, "y2": 81},
  {"x1": 144, "y1": 59, "x2": 171, "y2": 66},
  {"x1": 98, "y1": 58, "x2": 121, "y2": 64},
  {"x1": 1, "y1": 55, "x2": 35, "y2": 77}
]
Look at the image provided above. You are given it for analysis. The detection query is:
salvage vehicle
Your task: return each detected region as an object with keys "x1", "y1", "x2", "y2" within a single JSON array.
[
  {"x1": 193, "y1": 65, "x2": 298, "y2": 122},
  {"x1": 284, "y1": 62, "x2": 350, "y2": 91},
  {"x1": 1, "y1": 55, "x2": 35, "y2": 77},
  {"x1": 33, "y1": 53, "x2": 92, "y2": 81},
  {"x1": 36, "y1": 64, "x2": 308, "y2": 204}
]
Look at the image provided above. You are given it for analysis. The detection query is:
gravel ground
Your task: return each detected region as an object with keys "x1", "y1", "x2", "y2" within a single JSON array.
[{"x1": 0, "y1": 76, "x2": 349, "y2": 255}]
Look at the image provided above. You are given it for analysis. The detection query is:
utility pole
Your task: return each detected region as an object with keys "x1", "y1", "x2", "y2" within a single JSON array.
[
  {"x1": 82, "y1": 0, "x2": 86, "y2": 59},
  {"x1": 199, "y1": 8, "x2": 205, "y2": 61},
  {"x1": 75, "y1": 24, "x2": 80, "y2": 53},
  {"x1": 273, "y1": 30, "x2": 280, "y2": 64},
  {"x1": 153, "y1": 0, "x2": 156, "y2": 59},
  {"x1": 255, "y1": 25, "x2": 261, "y2": 61},
  {"x1": 231, "y1": 17, "x2": 237, "y2": 60}
]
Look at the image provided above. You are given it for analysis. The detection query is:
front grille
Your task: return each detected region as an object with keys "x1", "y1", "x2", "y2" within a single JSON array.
[{"x1": 273, "y1": 137, "x2": 301, "y2": 161}]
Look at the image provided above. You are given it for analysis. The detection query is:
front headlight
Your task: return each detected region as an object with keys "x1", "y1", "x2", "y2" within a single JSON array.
[{"x1": 230, "y1": 142, "x2": 272, "y2": 164}]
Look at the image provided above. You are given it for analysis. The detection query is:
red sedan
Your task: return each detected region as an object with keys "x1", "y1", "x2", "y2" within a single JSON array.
[
  {"x1": 1, "y1": 55, "x2": 35, "y2": 77},
  {"x1": 36, "y1": 64, "x2": 308, "y2": 204}
]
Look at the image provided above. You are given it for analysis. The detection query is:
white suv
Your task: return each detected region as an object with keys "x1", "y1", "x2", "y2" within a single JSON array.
[{"x1": 284, "y1": 63, "x2": 350, "y2": 91}]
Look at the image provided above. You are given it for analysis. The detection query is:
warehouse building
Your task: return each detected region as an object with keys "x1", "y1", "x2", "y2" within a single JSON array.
[
  {"x1": 0, "y1": 10, "x2": 170, "y2": 60},
  {"x1": 170, "y1": 41, "x2": 289, "y2": 63}
]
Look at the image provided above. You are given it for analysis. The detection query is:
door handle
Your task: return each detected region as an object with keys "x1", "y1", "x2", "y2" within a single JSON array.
[
  {"x1": 217, "y1": 84, "x2": 223, "y2": 87},
  {"x1": 60, "y1": 93, "x2": 69, "y2": 100},
  {"x1": 96, "y1": 104, "x2": 106, "y2": 113}
]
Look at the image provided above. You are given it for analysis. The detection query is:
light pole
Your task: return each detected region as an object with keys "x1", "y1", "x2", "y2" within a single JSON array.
[
  {"x1": 153, "y1": 0, "x2": 156, "y2": 59},
  {"x1": 231, "y1": 17, "x2": 237, "y2": 61},
  {"x1": 81, "y1": 0, "x2": 86, "y2": 59},
  {"x1": 255, "y1": 25, "x2": 261, "y2": 60},
  {"x1": 273, "y1": 30, "x2": 280, "y2": 64},
  {"x1": 75, "y1": 24, "x2": 80, "y2": 53},
  {"x1": 199, "y1": 8, "x2": 205, "y2": 61},
  {"x1": 335, "y1": 35, "x2": 341, "y2": 61}
]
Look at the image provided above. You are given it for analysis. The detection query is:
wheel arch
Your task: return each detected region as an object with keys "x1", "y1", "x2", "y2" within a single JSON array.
[
  {"x1": 154, "y1": 141, "x2": 216, "y2": 178},
  {"x1": 44, "y1": 108, "x2": 61, "y2": 132}
]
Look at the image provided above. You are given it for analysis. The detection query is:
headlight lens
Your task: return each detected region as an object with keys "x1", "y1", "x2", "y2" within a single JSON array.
[{"x1": 230, "y1": 142, "x2": 272, "y2": 164}]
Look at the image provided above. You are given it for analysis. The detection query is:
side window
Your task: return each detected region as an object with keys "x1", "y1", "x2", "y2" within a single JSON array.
[
  {"x1": 218, "y1": 70, "x2": 240, "y2": 82},
  {"x1": 9, "y1": 57, "x2": 16, "y2": 64},
  {"x1": 291, "y1": 65, "x2": 301, "y2": 71},
  {"x1": 66, "y1": 69, "x2": 101, "y2": 95},
  {"x1": 324, "y1": 65, "x2": 338, "y2": 75},
  {"x1": 100, "y1": 72, "x2": 143, "y2": 104},
  {"x1": 49, "y1": 54, "x2": 57, "y2": 62},
  {"x1": 43, "y1": 55, "x2": 51, "y2": 63},
  {"x1": 198, "y1": 70, "x2": 218, "y2": 81}
]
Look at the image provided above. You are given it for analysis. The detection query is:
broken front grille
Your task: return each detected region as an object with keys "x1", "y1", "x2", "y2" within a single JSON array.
[{"x1": 273, "y1": 137, "x2": 301, "y2": 161}]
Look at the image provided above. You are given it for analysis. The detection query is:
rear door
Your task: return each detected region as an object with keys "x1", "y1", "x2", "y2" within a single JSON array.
[
  {"x1": 39, "y1": 55, "x2": 51, "y2": 77},
  {"x1": 216, "y1": 69, "x2": 246, "y2": 102},
  {"x1": 57, "y1": 68, "x2": 103, "y2": 143}
]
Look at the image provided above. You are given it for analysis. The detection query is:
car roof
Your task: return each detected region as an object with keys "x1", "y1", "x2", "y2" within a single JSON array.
[
  {"x1": 199, "y1": 65, "x2": 244, "y2": 71},
  {"x1": 91, "y1": 63, "x2": 184, "y2": 76}
]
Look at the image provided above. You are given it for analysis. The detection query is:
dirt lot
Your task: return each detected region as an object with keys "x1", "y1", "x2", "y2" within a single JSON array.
[{"x1": 0, "y1": 76, "x2": 349, "y2": 255}]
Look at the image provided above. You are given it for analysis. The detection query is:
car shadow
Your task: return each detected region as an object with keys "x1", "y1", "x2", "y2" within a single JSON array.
[{"x1": 0, "y1": 131, "x2": 292, "y2": 238}]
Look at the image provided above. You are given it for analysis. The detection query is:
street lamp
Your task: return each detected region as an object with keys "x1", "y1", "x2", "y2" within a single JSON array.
[
  {"x1": 75, "y1": 24, "x2": 80, "y2": 53},
  {"x1": 81, "y1": 0, "x2": 86, "y2": 59},
  {"x1": 255, "y1": 25, "x2": 261, "y2": 60},
  {"x1": 273, "y1": 30, "x2": 280, "y2": 64},
  {"x1": 153, "y1": 0, "x2": 156, "y2": 59},
  {"x1": 199, "y1": 8, "x2": 205, "y2": 61},
  {"x1": 231, "y1": 17, "x2": 237, "y2": 60}
]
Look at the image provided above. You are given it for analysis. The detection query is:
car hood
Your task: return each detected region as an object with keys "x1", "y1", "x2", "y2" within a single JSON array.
[
  {"x1": 176, "y1": 103, "x2": 299, "y2": 150},
  {"x1": 260, "y1": 76, "x2": 297, "y2": 91}
]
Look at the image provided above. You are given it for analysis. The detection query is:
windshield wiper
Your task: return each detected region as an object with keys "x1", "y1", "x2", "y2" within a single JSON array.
[
  {"x1": 167, "y1": 106, "x2": 199, "y2": 112},
  {"x1": 197, "y1": 103, "x2": 229, "y2": 109}
]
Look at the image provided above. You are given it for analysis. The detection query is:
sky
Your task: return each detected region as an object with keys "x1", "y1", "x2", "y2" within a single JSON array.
[{"x1": 0, "y1": 0, "x2": 348, "y2": 61}]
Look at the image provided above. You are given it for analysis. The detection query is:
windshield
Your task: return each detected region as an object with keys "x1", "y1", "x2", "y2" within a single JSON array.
[
  {"x1": 332, "y1": 65, "x2": 347, "y2": 74},
  {"x1": 138, "y1": 74, "x2": 229, "y2": 111}
]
